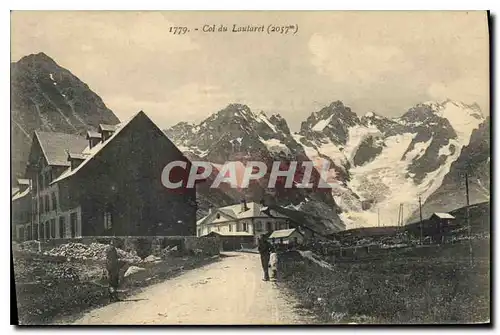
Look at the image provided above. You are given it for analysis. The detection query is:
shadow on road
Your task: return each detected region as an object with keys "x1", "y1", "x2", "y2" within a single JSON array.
[
  {"x1": 117, "y1": 298, "x2": 149, "y2": 303},
  {"x1": 219, "y1": 253, "x2": 241, "y2": 258}
]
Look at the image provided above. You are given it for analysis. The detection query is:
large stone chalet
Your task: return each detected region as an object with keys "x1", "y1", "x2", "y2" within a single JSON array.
[
  {"x1": 196, "y1": 200, "x2": 291, "y2": 242},
  {"x1": 197, "y1": 199, "x2": 346, "y2": 248},
  {"x1": 13, "y1": 111, "x2": 197, "y2": 241}
]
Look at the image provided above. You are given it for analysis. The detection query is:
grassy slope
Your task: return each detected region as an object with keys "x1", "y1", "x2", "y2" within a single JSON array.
[{"x1": 278, "y1": 240, "x2": 490, "y2": 324}]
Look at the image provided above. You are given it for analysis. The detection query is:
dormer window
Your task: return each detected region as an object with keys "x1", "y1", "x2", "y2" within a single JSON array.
[
  {"x1": 67, "y1": 152, "x2": 87, "y2": 170},
  {"x1": 86, "y1": 131, "x2": 102, "y2": 149},
  {"x1": 99, "y1": 124, "x2": 117, "y2": 142},
  {"x1": 17, "y1": 178, "x2": 30, "y2": 193}
]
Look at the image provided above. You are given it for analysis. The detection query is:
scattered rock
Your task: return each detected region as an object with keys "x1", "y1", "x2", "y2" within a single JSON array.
[
  {"x1": 46, "y1": 242, "x2": 141, "y2": 263},
  {"x1": 124, "y1": 266, "x2": 145, "y2": 278},
  {"x1": 143, "y1": 254, "x2": 161, "y2": 263},
  {"x1": 160, "y1": 245, "x2": 180, "y2": 259}
]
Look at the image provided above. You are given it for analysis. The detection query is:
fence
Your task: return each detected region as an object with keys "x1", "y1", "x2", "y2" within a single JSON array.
[{"x1": 303, "y1": 238, "x2": 490, "y2": 264}]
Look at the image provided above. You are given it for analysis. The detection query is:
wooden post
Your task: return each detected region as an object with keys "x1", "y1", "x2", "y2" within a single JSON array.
[
  {"x1": 401, "y1": 204, "x2": 404, "y2": 228},
  {"x1": 465, "y1": 172, "x2": 473, "y2": 266},
  {"x1": 419, "y1": 196, "x2": 423, "y2": 245},
  {"x1": 377, "y1": 208, "x2": 380, "y2": 227}
]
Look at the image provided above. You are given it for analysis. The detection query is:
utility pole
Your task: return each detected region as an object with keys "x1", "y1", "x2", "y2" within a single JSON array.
[
  {"x1": 465, "y1": 172, "x2": 473, "y2": 266},
  {"x1": 419, "y1": 196, "x2": 423, "y2": 245},
  {"x1": 377, "y1": 208, "x2": 380, "y2": 227},
  {"x1": 396, "y1": 203, "x2": 404, "y2": 236},
  {"x1": 396, "y1": 204, "x2": 400, "y2": 230},
  {"x1": 465, "y1": 172, "x2": 470, "y2": 206},
  {"x1": 401, "y1": 204, "x2": 404, "y2": 227}
]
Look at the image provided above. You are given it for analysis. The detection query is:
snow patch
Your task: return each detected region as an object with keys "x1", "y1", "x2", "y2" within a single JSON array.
[
  {"x1": 312, "y1": 115, "x2": 334, "y2": 132},
  {"x1": 346, "y1": 133, "x2": 418, "y2": 227},
  {"x1": 438, "y1": 143, "x2": 452, "y2": 156},
  {"x1": 404, "y1": 137, "x2": 433, "y2": 162},
  {"x1": 317, "y1": 142, "x2": 348, "y2": 170},
  {"x1": 259, "y1": 137, "x2": 290, "y2": 155},
  {"x1": 342, "y1": 130, "x2": 467, "y2": 227},
  {"x1": 294, "y1": 133, "x2": 348, "y2": 175},
  {"x1": 433, "y1": 101, "x2": 483, "y2": 147},
  {"x1": 343, "y1": 125, "x2": 382, "y2": 162},
  {"x1": 256, "y1": 112, "x2": 277, "y2": 132}
]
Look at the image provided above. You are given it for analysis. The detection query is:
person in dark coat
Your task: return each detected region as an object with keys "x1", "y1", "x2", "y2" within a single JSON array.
[
  {"x1": 257, "y1": 235, "x2": 272, "y2": 281},
  {"x1": 106, "y1": 239, "x2": 120, "y2": 302}
]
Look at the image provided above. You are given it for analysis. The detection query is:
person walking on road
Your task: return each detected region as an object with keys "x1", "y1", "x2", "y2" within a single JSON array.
[
  {"x1": 106, "y1": 239, "x2": 120, "y2": 302},
  {"x1": 257, "y1": 234, "x2": 272, "y2": 281}
]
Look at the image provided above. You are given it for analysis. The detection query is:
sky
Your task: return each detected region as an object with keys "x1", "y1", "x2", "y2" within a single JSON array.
[{"x1": 11, "y1": 11, "x2": 489, "y2": 131}]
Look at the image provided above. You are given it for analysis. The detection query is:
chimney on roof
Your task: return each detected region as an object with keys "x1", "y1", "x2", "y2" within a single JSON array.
[
  {"x1": 99, "y1": 124, "x2": 116, "y2": 142},
  {"x1": 86, "y1": 131, "x2": 102, "y2": 149},
  {"x1": 241, "y1": 198, "x2": 248, "y2": 212}
]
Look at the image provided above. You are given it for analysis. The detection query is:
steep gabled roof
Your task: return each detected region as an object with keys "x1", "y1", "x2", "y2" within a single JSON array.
[
  {"x1": 269, "y1": 228, "x2": 300, "y2": 239},
  {"x1": 51, "y1": 113, "x2": 138, "y2": 184},
  {"x1": 51, "y1": 111, "x2": 179, "y2": 185},
  {"x1": 34, "y1": 131, "x2": 88, "y2": 166},
  {"x1": 196, "y1": 202, "x2": 289, "y2": 226}
]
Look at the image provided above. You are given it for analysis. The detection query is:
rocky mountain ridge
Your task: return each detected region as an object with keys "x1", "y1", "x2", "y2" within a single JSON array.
[
  {"x1": 11, "y1": 52, "x2": 120, "y2": 180},
  {"x1": 166, "y1": 99, "x2": 488, "y2": 228}
]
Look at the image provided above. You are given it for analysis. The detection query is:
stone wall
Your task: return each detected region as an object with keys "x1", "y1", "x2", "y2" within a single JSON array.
[{"x1": 183, "y1": 236, "x2": 221, "y2": 256}]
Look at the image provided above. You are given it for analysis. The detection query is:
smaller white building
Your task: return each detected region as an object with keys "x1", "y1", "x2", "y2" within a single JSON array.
[
  {"x1": 268, "y1": 228, "x2": 304, "y2": 245},
  {"x1": 197, "y1": 200, "x2": 291, "y2": 242}
]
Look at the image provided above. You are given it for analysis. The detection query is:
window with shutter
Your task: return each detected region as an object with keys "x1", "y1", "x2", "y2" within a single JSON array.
[
  {"x1": 52, "y1": 193, "x2": 57, "y2": 211},
  {"x1": 70, "y1": 212, "x2": 77, "y2": 238},
  {"x1": 50, "y1": 219, "x2": 56, "y2": 238},
  {"x1": 45, "y1": 195, "x2": 50, "y2": 213},
  {"x1": 44, "y1": 221, "x2": 50, "y2": 239},
  {"x1": 59, "y1": 216, "x2": 65, "y2": 238}
]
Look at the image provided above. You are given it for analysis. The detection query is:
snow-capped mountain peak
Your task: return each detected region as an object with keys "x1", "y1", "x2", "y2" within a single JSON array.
[
  {"x1": 424, "y1": 99, "x2": 484, "y2": 146},
  {"x1": 165, "y1": 99, "x2": 488, "y2": 230}
]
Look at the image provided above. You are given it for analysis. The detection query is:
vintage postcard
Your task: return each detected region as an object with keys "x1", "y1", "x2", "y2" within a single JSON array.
[{"x1": 10, "y1": 11, "x2": 490, "y2": 325}]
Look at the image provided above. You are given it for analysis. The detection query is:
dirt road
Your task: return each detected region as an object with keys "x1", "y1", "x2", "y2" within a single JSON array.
[{"x1": 72, "y1": 252, "x2": 313, "y2": 325}]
